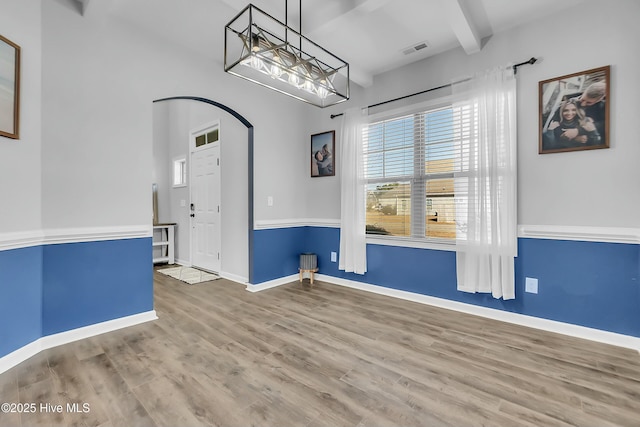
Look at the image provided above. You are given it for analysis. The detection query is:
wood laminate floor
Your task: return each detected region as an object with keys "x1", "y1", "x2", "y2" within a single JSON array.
[{"x1": 1, "y1": 269, "x2": 639, "y2": 426}]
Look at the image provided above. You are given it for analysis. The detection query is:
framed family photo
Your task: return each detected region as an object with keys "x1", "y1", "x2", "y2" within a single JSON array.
[
  {"x1": 539, "y1": 66, "x2": 609, "y2": 154},
  {"x1": 0, "y1": 34, "x2": 20, "y2": 139},
  {"x1": 311, "y1": 130, "x2": 335, "y2": 177}
]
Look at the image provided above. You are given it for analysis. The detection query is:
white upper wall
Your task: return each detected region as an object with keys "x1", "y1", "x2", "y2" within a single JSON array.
[
  {"x1": 0, "y1": 0, "x2": 42, "y2": 234},
  {"x1": 304, "y1": 0, "x2": 640, "y2": 229},
  {"x1": 11, "y1": 0, "x2": 638, "y2": 237},
  {"x1": 40, "y1": 0, "x2": 316, "y2": 231}
]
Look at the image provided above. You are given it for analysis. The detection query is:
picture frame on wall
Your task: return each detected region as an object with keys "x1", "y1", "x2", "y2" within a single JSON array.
[
  {"x1": 539, "y1": 65, "x2": 609, "y2": 154},
  {"x1": 311, "y1": 130, "x2": 335, "y2": 177},
  {"x1": 0, "y1": 34, "x2": 20, "y2": 139}
]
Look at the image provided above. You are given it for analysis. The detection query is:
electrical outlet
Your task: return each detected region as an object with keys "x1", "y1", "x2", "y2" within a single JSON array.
[
  {"x1": 330, "y1": 251, "x2": 337, "y2": 262},
  {"x1": 267, "y1": 196, "x2": 273, "y2": 206},
  {"x1": 525, "y1": 277, "x2": 538, "y2": 294}
]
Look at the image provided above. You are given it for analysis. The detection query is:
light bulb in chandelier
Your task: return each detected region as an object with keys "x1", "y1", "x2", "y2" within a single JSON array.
[
  {"x1": 288, "y1": 72, "x2": 300, "y2": 88},
  {"x1": 317, "y1": 83, "x2": 328, "y2": 99},
  {"x1": 269, "y1": 57, "x2": 284, "y2": 79},
  {"x1": 250, "y1": 55, "x2": 264, "y2": 71},
  {"x1": 250, "y1": 34, "x2": 261, "y2": 52},
  {"x1": 240, "y1": 54, "x2": 262, "y2": 71},
  {"x1": 303, "y1": 79, "x2": 315, "y2": 93}
]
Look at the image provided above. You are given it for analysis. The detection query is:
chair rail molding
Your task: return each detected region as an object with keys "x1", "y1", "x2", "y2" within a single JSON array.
[
  {"x1": 0, "y1": 230, "x2": 45, "y2": 251},
  {"x1": 253, "y1": 219, "x2": 640, "y2": 244},
  {"x1": 254, "y1": 218, "x2": 340, "y2": 230},
  {"x1": 518, "y1": 224, "x2": 640, "y2": 244},
  {"x1": 0, "y1": 225, "x2": 152, "y2": 251}
]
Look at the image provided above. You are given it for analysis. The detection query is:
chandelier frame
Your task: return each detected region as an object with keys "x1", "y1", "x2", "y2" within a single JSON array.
[{"x1": 224, "y1": 3, "x2": 350, "y2": 108}]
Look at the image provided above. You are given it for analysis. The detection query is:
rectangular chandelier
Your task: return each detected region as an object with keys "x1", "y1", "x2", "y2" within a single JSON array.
[{"x1": 224, "y1": 4, "x2": 350, "y2": 108}]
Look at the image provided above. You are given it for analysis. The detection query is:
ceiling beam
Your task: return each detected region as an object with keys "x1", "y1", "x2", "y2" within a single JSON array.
[
  {"x1": 440, "y1": 0, "x2": 482, "y2": 54},
  {"x1": 304, "y1": 0, "x2": 391, "y2": 36},
  {"x1": 302, "y1": 0, "x2": 391, "y2": 88}
]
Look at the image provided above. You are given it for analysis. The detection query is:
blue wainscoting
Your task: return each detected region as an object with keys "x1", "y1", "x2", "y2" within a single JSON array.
[
  {"x1": 253, "y1": 227, "x2": 309, "y2": 283},
  {"x1": 516, "y1": 238, "x2": 640, "y2": 337},
  {"x1": 254, "y1": 226, "x2": 640, "y2": 338},
  {"x1": 0, "y1": 246, "x2": 43, "y2": 358},
  {"x1": 42, "y1": 238, "x2": 153, "y2": 336}
]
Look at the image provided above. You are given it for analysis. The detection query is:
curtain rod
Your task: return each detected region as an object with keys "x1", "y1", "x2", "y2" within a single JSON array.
[{"x1": 330, "y1": 57, "x2": 537, "y2": 119}]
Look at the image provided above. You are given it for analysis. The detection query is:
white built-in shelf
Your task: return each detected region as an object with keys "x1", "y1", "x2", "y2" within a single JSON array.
[{"x1": 153, "y1": 224, "x2": 176, "y2": 264}]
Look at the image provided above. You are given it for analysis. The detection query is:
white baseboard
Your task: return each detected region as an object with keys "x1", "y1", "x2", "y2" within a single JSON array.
[
  {"x1": 246, "y1": 274, "x2": 299, "y2": 292},
  {"x1": 0, "y1": 339, "x2": 43, "y2": 376},
  {"x1": 246, "y1": 273, "x2": 640, "y2": 352},
  {"x1": 220, "y1": 271, "x2": 248, "y2": 285},
  {"x1": 0, "y1": 310, "x2": 157, "y2": 375}
]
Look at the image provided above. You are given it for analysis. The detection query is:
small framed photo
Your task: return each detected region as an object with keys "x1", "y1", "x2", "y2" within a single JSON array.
[
  {"x1": 311, "y1": 130, "x2": 335, "y2": 177},
  {"x1": 539, "y1": 66, "x2": 609, "y2": 154},
  {"x1": 0, "y1": 34, "x2": 20, "y2": 139}
]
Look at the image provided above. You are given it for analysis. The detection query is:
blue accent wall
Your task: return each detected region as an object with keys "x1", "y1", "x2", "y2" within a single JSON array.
[
  {"x1": 254, "y1": 226, "x2": 640, "y2": 338},
  {"x1": 0, "y1": 246, "x2": 43, "y2": 357},
  {"x1": 253, "y1": 227, "x2": 309, "y2": 283},
  {"x1": 42, "y1": 238, "x2": 153, "y2": 336},
  {"x1": 0, "y1": 237, "x2": 153, "y2": 359}
]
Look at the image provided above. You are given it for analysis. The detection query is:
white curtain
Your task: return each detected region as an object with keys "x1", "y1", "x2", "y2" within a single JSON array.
[
  {"x1": 453, "y1": 66, "x2": 517, "y2": 300},
  {"x1": 339, "y1": 107, "x2": 368, "y2": 274}
]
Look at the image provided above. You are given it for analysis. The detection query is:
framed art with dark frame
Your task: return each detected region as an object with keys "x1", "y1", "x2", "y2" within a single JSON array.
[
  {"x1": 539, "y1": 65, "x2": 609, "y2": 154},
  {"x1": 311, "y1": 130, "x2": 335, "y2": 177},
  {"x1": 0, "y1": 34, "x2": 20, "y2": 140}
]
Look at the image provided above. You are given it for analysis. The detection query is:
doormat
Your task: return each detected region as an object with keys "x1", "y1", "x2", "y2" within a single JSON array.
[{"x1": 158, "y1": 266, "x2": 220, "y2": 285}]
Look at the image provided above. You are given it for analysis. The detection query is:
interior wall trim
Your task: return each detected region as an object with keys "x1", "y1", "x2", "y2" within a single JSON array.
[
  {"x1": 254, "y1": 218, "x2": 340, "y2": 229},
  {"x1": 0, "y1": 230, "x2": 45, "y2": 251},
  {"x1": 0, "y1": 226, "x2": 152, "y2": 251},
  {"x1": 0, "y1": 310, "x2": 157, "y2": 375},
  {"x1": 220, "y1": 271, "x2": 249, "y2": 285},
  {"x1": 253, "y1": 220, "x2": 640, "y2": 244},
  {"x1": 518, "y1": 225, "x2": 640, "y2": 244},
  {"x1": 43, "y1": 225, "x2": 152, "y2": 245},
  {"x1": 246, "y1": 274, "x2": 299, "y2": 292}
]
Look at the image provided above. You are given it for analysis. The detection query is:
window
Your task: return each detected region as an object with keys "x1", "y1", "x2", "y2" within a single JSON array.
[
  {"x1": 173, "y1": 157, "x2": 187, "y2": 187},
  {"x1": 364, "y1": 105, "x2": 458, "y2": 241},
  {"x1": 195, "y1": 128, "x2": 219, "y2": 148}
]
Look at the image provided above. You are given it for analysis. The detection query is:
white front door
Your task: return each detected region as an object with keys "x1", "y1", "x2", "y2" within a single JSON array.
[{"x1": 191, "y1": 142, "x2": 221, "y2": 273}]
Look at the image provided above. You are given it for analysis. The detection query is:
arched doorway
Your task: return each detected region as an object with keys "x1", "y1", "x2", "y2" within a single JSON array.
[{"x1": 153, "y1": 96, "x2": 254, "y2": 284}]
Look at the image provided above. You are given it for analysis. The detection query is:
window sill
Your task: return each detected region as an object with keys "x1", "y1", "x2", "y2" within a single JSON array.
[
  {"x1": 172, "y1": 184, "x2": 187, "y2": 189},
  {"x1": 366, "y1": 235, "x2": 456, "y2": 252}
]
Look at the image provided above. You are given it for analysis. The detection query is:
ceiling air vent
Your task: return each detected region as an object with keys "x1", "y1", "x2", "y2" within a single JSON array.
[{"x1": 402, "y1": 41, "x2": 429, "y2": 55}]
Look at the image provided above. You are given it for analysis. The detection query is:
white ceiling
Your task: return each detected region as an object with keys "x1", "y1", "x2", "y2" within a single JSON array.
[{"x1": 78, "y1": 0, "x2": 585, "y2": 87}]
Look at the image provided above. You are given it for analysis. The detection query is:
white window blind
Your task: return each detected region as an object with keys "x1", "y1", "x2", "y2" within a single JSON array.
[{"x1": 363, "y1": 105, "x2": 469, "y2": 240}]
